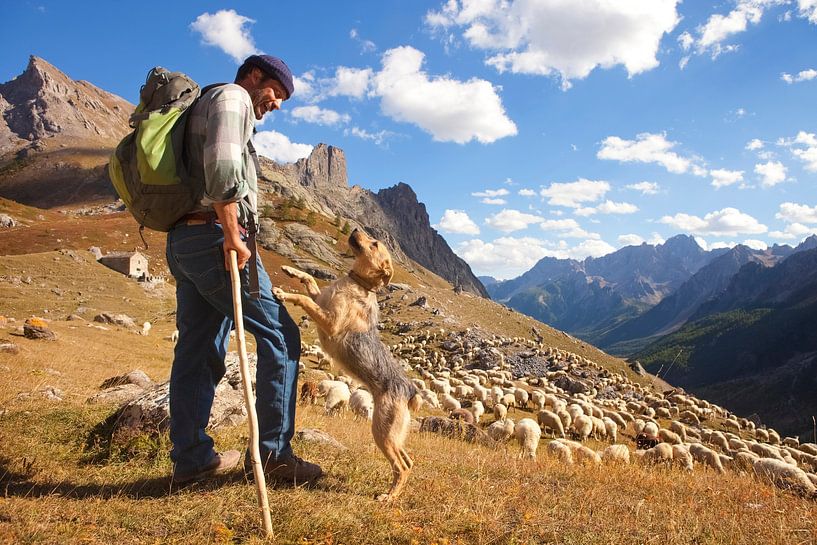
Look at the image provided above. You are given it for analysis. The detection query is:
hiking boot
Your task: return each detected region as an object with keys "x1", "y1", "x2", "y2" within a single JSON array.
[
  {"x1": 173, "y1": 450, "x2": 241, "y2": 483},
  {"x1": 246, "y1": 454, "x2": 323, "y2": 485}
]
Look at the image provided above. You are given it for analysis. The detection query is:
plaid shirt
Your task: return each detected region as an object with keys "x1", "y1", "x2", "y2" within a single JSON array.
[{"x1": 185, "y1": 83, "x2": 256, "y2": 227}]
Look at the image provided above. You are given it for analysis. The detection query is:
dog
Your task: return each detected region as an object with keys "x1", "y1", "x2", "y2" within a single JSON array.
[{"x1": 272, "y1": 228, "x2": 420, "y2": 502}]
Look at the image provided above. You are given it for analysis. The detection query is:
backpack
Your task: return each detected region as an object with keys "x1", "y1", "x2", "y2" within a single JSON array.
[{"x1": 108, "y1": 67, "x2": 206, "y2": 232}]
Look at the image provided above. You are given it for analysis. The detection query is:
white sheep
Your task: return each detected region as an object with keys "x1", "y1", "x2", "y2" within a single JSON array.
[
  {"x1": 349, "y1": 389, "x2": 374, "y2": 420},
  {"x1": 501, "y1": 392, "x2": 516, "y2": 410},
  {"x1": 487, "y1": 418, "x2": 515, "y2": 442},
  {"x1": 590, "y1": 416, "x2": 607, "y2": 440},
  {"x1": 441, "y1": 393, "x2": 461, "y2": 413},
  {"x1": 571, "y1": 414, "x2": 593, "y2": 441},
  {"x1": 514, "y1": 389, "x2": 530, "y2": 409},
  {"x1": 547, "y1": 440, "x2": 574, "y2": 465},
  {"x1": 431, "y1": 379, "x2": 451, "y2": 396},
  {"x1": 672, "y1": 444, "x2": 694, "y2": 472},
  {"x1": 641, "y1": 443, "x2": 673, "y2": 466},
  {"x1": 557, "y1": 438, "x2": 601, "y2": 465},
  {"x1": 470, "y1": 400, "x2": 485, "y2": 423},
  {"x1": 601, "y1": 444, "x2": 630, "y2": 464},
  {"x1": 753, "y1": 458, "x2": 817, "y2": 498},
  {"x1": 643, "y1": 421, "x2": 659, "y2": 437},
  {"x1": 658, "y1": 429, "x2": 682, "y2": 445},
  {"x1": 537, "y1": 410, "x2": 565, "y2": 438},
  {"x1": 324, "y1": 382, "x2": 351, "y2": 415},
  {"x1": 419, "y1": 389, "x2": 440, "y2": 408},
  {"x1": 689, "y1": 443, "x2": 725, "y2": 474},
  {"x1": 530, "y1": 390, "x2": 546, "y2": 411},
  {"x1": 556, "y1": 409, "x2": 572, "y2": 431},
  {"x1": 602, "y1": 417, "x2": 618, "y2": 443},
  {"x1": 493, "y1": 403, "x2": 508, "y2": 422},
  {"x1": 515, "y1": 418, "x2": 542, "y2": 458}
]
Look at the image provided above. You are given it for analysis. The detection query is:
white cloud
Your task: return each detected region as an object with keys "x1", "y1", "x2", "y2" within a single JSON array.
[
  {"x1": 626, "y1": 181, "x2": 660, "y2": 195},
  {"x1": 518, "y1": 188, "x2": 537, "y2": 197},
  {"x1": 435, "y1": 209, "x2": 480, "y2": 235},
  {"x1": 709, "y1": 241, "x2": 737, "y2": 250},
  {"x1": 472, "y1": 188, "x2": 510, "y2": 198},
  {"x1": 742, "y1": 239, "x2": 768, "y2": 250},
  {"x1": 370, "y1": 46, "x2": 517, "y2": 143},
  {"x1": 344, "y1": 126, "x2": 393, "y2": 146},
  {"x1": 778, "y1": 131, "x2": 817, "y2": 171},
  {"x1": 293, "y1": 72, "x2": 317, "y2": 101},
  {"x1": 482, "y1": 198, "x2": 507, "y2": 205},
  {"x1": 540, "y1": 219, "x2": 599, "y2": 239},
  {"x1": 485, "y1": 209, "x2": 544, "y2": 232},
  {"x1": 253, "y1": 130, "x2": 313, "y2": 163},
  {"x1": 568, "y1": 239, "x2": 617, "y2": 260},
  {"x1": 455, "y1": 237, "x2": 552, "y2": 279},
  {"x1": 776, "y1": 202, "x2": 817, "y2": 223},
  {"x1": 350, "y1": 28, "x2": 377, "y2": 53},
  {"x1": 596, "y1": 200, "x2": 639, "y2": 214},
  {"x1": 648, "y1": 233, "x2": 666, "y2": 245},
  {"x1": 327, "y1": 66, "x2": 373, "y2": 99},
  {"x1": 694, "y1": 236, "x2": 710, "y2": 251},
  {"x1": 781, "y1": 68, "x2": 817, "y2": 83},
  {"x1": 754, "y1": 160, "x2": 788, "y2": 187},
  {"x1": 598, "y1": 132, "x2": 705, "y2": 175},
  {"x1": 618, "y1": 233, "x2": 645, "y2": 246},
  {"x1": 540, "y1": 179, "x2": 610, "y2": 208},
  {"x1": 426, "y1": 0, "x2": 680, "y2": 89},
  {"x1": 798, "y1": 0, "x2": 817, "y2": 22},
  {"x1": 769, "y1": 222, "x2": 815, "y2": 239},
  {"x1": 746, "y1": 138, "x2": 764, "y2": 151},
  {"x1": 710, "y1": 168, "x2": 744, "y2": 188},
  {"x1": 290, "y1": 105, "x2": 350, "y2": 126},
  {"x1": 190, "y1": 10, "x2": 259, "y2": 63},
  {"x1": 659, "y1": 207, "x2": 767, "y2": 236}
]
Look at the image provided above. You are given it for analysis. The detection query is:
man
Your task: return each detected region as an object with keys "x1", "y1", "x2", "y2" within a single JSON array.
[{"x1": 166, "y1": 54, "x2": 322, "y2": 484}]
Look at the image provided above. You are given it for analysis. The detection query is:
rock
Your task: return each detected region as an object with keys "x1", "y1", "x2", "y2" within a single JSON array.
[
  {"x1": 100, "y1": 369, "x2": 153, "y2": 390},
  {"x1": 629, "y1": 360, "x2": 647, "y2": 376},
  {"x1": 93, "y1": 312, "x2": 136, "y2": 328},
  {"x1": 387, "y1": 283, "x2": 411, "y2": 292},
  {"x1": 282, "y1": 224, "x2": 342, "y2": 268},
  {"x1": 88, "y1": 246, "x2": 103, "y2": 260},
  {"x1": 295, "y1": 428, "x2": 348, "y2": 451},
  {"x1": 0, "y1": 342, "x2": 19, "y2": 354},
  {"x1": 109, "y1": 352, "x2": 257, "y2": 437},
  {"x1": 419, "y1": 416, "x2": 496, "y2": 448},
  {"x1": 0, "y1": 214, "x2": 16, "y2": 228},
  {"x1": 409, "y1": 296, "x2": 428, "y2": 308},
  {"x1": 23, "y1": 317, "x2": 56, "y2": 340},
  {"x1": 0, "y1": 316, "x2": 7, "y2": 328},
  {"x1": 553, "y1": 375, "x2": 590, "y2": 395},
  {"x1": 87, "y1": 384, "x2": 146, "y2": 405},
  {"x1": 37, "y1": 386, "x2": 63, "y2": 401},
  {"x1": 66, "y1": 314, "x2": 84, "y2": 321}
]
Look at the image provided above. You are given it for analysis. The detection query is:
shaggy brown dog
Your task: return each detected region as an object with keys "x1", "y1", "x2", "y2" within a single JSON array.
[{"x1": 273, "y1": 229, "x2": 420, "y2": 502}]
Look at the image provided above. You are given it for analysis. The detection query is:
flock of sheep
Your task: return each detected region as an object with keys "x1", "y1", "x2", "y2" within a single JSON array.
[{"x1": 299, "y1": 327, "x2": 817, "y2": 500}]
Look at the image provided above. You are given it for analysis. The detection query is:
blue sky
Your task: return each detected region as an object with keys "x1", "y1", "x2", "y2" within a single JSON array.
[{"x1": 3, "y1": 1, "x2": 817, "y2": 279}]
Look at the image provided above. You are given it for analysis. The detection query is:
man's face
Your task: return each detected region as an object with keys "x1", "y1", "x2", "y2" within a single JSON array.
[{"x1": 249, "y1": 74, "x2": 288, "y2": 121}]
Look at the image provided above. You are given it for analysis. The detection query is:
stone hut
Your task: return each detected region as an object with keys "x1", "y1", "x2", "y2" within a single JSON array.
[{"x1": 99, "y1": 251, "x2": 149, "y2": 279}]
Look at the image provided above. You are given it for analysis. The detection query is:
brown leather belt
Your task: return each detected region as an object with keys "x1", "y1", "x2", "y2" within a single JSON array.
[{"x1": 177, "y1": 211, "x2": 247, "y2": 236}]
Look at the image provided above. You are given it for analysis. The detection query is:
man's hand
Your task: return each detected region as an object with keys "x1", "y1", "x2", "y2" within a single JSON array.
[{"x1": 213, "y1": 201, "x2": 250, "y2": 270}]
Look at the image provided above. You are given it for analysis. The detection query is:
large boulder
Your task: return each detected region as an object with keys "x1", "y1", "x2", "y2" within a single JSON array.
[
  {"x1": 23, "y1": 317, "x2": 56, "y2": 340},
  {"x1": 93, "y1": 312, "x2": 136, "y2": 328},
  {"x1": 0, "y1": 214, "x2": 16, "y2": 228}
]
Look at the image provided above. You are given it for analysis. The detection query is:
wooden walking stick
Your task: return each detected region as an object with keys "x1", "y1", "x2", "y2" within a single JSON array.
[{"x1": 229, "y1": 250, "x2": 273, "y2": 538}]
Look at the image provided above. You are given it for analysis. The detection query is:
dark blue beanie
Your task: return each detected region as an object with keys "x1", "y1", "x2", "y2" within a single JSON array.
[{"x1": 244, "y1": 54, "x2": 294, "y2": 99}]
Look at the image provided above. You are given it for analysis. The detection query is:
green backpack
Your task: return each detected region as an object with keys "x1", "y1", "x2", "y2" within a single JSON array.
[{"x1": 109, "y1": 67, "x2": 207, "y2": 232}]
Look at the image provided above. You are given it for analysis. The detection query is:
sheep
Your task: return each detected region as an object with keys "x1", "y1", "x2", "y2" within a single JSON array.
[
  {"x1": 643, "y1": 421, "x2": 659, "y2": 437},
  {"x1": 324, "y1": 382, "x2": 351, "y2": 415},
  {"x1": 708, "y1": 431, "x2": 730, "y2": 452},
  {"x1": 454, "y1": 384, "x2": 474, "y2": 399},
  {"x1": 441, "y1": 394, "x2": 462, "y2": 413},
  {"x1": 602, "y1": 417, "x2": 618, "y2": 443},
  {"x1": 783, "y1": 436, "x2": 800, "y2": 448},
  {"x1": 419, "y1": 389, "x2": 440, "y2": 408},
  {"x1": 658, "y1": 429, "x2": 682, "y2": 446},
  {"x1": 515, "y1": 418, "x2": 542, "y2": 458},
  {"x1": 670, "y1": 421, "x2": 688, "y2": 442},
  {"x1": 641, "y1": 443, "x2": 674, "y2": 466},
  {"x1": 556, "y1": 439, "x2": 601, "y2": 465},
  {"x1": 469, "y1": 400, "x2": 485, "y2": 423},
  {"x1": 680, "y1": 410, "x2": 701, "y2": 426},
  {"x1": 567, "y1": 403, "x2": 585, "y2": 422},
  {"x1": 350, "y1": 389, "x2": 374, "y2": 420},
  {"x1": 800, "y1": 443, "x2": 817, "y2": 456},
  {"x1": 431, "y1": 379, "x2": 451, "y2": 395},
  {"x1": 755, "y1": 428, "x2": 769, "y2": 443},
  {"x1": 731, "y1": 451, "x2": 760, "y2": 473},
  {"x1": 450, "y1": 408, "x2": 475, "y2": 425},
  {"x1": 728, "y1": 438, "x2": 748, "y2": 452},
  {"x1": 722, "y1": 419, "x2": 741, "y2": 433},
  {"x1": 494, "y1": 403, "x2": 508, "y2": 422},
  {"x1": 514, "y1": 389, "x2": 530, "y2": 409},
  {"x1": 767, "y1": 429, "x2": 781, "y2": 445},
  {"x1": 537, "y1": 410, "x2": 565, "y2": 438},
  {"x1": 749, "y1": 442, "x2": 785, "y2": 462},
  {"x1": 530, "y1": 390, "x2": 546, "y2": 411},
  {"x1": 632, "y1": 419, "x2": 646, "y2": 436},
  {"x1": 487, "y1": 418, "x2": 515, "y2": 442},
  {"x1": 547, "y1": 440, "x2": 574, "y2": 465},
  {"x1": 501, "y1": 393, "x2": 517, "y2": 410},
  {"x1": 636, "y1": 433, "x2": 659, "y2": 450},
  {"x1": 571, "y1": 414, "x2": 593, "y2": 441},
  {"x1": 556, "y1": 409, "x2": 572, "y2": 431},
  {"x1": 672, "y1": 444, "x2": 694, "y2": 472},
  {"x1": 299, "y1": 380, "x2": 319, "y2": 405},
  {"x1": 689, "y1": 443, "x2": 725, "y2": 474},
  {"x1": 753, "y1": 458, "x2": 817, "y2": 498},
  {"x1": 589, "y1": 416, "x2": 607, "y2": 440},
  {"x1": 601, "y1": 444, "x2": 630, "y2": 464}
]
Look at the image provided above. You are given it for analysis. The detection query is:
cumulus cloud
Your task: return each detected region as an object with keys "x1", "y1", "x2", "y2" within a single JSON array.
[
  {"x1": 344, "y1": 126, "x2": 394, "y2": 146},
  {"x1": 776, "y1": 202, "x2": 817, "y2": 223},
  {"x1": 598, "y1": 132, "x2": 705, "y2": 175},
  {"x1": 485, "y1": 209, "x2": 544, "y2": 232},
  {"x1": 540, "y1": 179, "x2": 610, "y2": 208},
  {"x1": 540, "y1": 219, "x2": 599, "y2": 239},
  {"x1": 472, "y1": 188, "x2": 510, "y2": 198},
  {"x1": 518, "y1": 188, "x2": 537, "y2": 197},
  {"x1": 455, "y1": 237, "x2": 553, "y2": 279},
  {"x1": 618, "y1": 233, "x2": 645, "y2": 246},
  {"x1": 253, "y1": 130, "x2": 313, "y2": 163},
  {"x1": 482, "y1": 198, "x2": 507, "y2": 205},
  {"x1": 191, "y1": 10, "x2": 259, "y2": 63},
  {"x1": 742, "y1": 239, "x2": 768, "y2": 250},
  {"x1": 626, "y1": 181, "x2": 660, "y2": 195},
  {"x1": 754, "y1": 160, "x2": 788, "y2": 187},
  {"x1": 746, "y1": 138, "x2": 764, "y2": 151},
  {"x1": 434, "y1": 209, "x2": 480, "y2": 235},
  {"x1": 778, "y1": 131, "x2": 817, "y2": 171},
  {"x1": 370, "y1": 46, "x2": 517, "y2": 143},
  {"x1": 659, "y1": 207, "x2": 767, "y2": 236},
  {"x1": 596, "y1": 200, "x2": 639, "y2": 214},
  {"x1": 291, "y1": 106, "x2": 350, "y2": 126},
  {"x1": 769, "y1": 222, "x2": 816, "y2": 239},
  {"x1": 798, "y1": 0, "x2": 817, "y2": 22},
  {"x1": 710, "y1": 168, "x2": 745, "y2": 188},
  {"x1": 425, "y1": 0, "x2": 681, "y2": 89},
  {"x1": 327, "y1": 66, "x2": 373, "y2": 99},
  {"x1": 781, "y1": 68, "x2": 817, "y2": 83}
]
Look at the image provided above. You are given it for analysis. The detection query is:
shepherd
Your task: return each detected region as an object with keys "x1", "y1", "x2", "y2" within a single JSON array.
[{"x1": 166, "y1": 54, "x2": 323, "y2": 485}]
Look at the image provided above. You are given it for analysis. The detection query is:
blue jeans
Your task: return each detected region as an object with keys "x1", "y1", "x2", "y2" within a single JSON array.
[{"x1": 165, "y1": 222, "x2": 301, "y2": 475}]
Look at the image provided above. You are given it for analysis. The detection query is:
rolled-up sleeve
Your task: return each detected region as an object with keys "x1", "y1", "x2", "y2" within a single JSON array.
[{"x1": 200, "y1": 92, "x2": 251, "y2": 205}]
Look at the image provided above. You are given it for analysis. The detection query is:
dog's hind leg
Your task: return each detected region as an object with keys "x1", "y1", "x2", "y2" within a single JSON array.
[
  {"x1": 280, "y1": 266, "x2": 322, "y2": 300},
  {"x1": 372, "y1": 395, "x2": 413, "y2": 502}
]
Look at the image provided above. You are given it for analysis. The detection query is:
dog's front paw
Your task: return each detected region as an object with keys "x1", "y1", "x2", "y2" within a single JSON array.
[
  {"x1": 272, "y1": 287, "x2": 288, "y2": 301},
  {"x1": 280, "y1": 265, "x2": 300, "y2": 278}
]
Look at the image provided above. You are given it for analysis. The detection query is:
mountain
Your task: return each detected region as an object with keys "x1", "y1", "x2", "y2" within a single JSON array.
[
  {"x1": 635, "y1": 245, "x2": 817, "y2": 438},
  {"x1": 0, "y1": 56, "x2": 132, "y2": 207},
  {"x1": 487, "y1": 235, "x2": 725, "y2": 343},
  {"x1": 597, "y1": 243, "x2": 792, "y2": 354}
]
